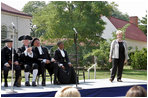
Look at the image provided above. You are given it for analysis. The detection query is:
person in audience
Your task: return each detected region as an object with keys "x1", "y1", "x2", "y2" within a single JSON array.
[
  {"x1": 55, "y1": 86, "x2": 81, "y2": 97},
  {"x1": 109, "y1": 30, "x2": 129, "y2": 82},
  {"x1": 17, "y1": 35, "x2": 38, "y2": 87},
  {"x1": 126, "y1": 86, "x2": 147, "y2": 97},
  {"x1": 31, "y1": 38, "x2": 59, "y2": 86},
  {"x1": 1, "y1": 39, "x2": 21, "y2": 87},
  {"x1": 54, "y1": 41, "x2": 77, "y2": 84}
]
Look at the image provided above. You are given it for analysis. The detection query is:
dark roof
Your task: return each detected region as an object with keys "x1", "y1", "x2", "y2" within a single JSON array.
[
  {"x1": 1, "y1": 2, "x2": 32, "y2": 17},
  {"x1": 109, "y1": 16, "x2": 147, "y2": 42}
]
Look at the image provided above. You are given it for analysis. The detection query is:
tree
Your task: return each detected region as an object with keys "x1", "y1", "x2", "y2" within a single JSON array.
[
  {"x1": 22, "y1": 1, "x2": 47, "y2": 37},
  {"x1": 138, "y1": 14, "x2": 147, "y2": 36},
  {"x1": 110, "y1": 2, "x2": 129, "y2": 21},
  {"x1": 22, "y1": 1, "x2": 46, "y2": 15},
  {"x1": 33, "y1": 1, "x2": 113, "y2": 46},
  {"x1": 32, "y1": 1, "x2": 113, "y2": 67}
]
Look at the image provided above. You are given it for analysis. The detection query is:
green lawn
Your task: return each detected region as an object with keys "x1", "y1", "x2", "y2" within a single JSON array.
[
  {"x1": 82, "y1": 66, "x2": 147, "y2": 80},
  {"x1": 2, "y1": 66, "x2": 147, "y2": 82}
]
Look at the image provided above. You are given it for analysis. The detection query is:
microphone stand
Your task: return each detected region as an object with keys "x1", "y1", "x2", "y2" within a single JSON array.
[
  {"x1": 73, "y1": 28, "x2": 82, "y2": 90},
  {"x1": 7, "y1": 23, "x2": 17, "y2": 94}
]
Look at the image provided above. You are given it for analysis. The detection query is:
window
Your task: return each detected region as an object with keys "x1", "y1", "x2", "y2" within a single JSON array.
[{"x1": 1, "y1": 25, "x2": 7, "y2": 47}]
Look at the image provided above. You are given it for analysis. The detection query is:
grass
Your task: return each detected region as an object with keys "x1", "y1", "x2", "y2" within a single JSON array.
[
  {"x1": 81, "y1": 66, "x2": 147, "y2": 80},
  {"x1": 2, "y1": 66, "x2": 147, "y2": 83}
]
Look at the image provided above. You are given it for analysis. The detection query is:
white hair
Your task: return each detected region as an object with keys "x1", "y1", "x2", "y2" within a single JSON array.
[
  {"x1": 116, "y1": 30, "x2": 123, "y2": 35},
  {"x1": 55, "y1": 86, "x2": 81, "y2": 97},
  {"x1": 22, "y1": 40, "x2": 30, "y2": 43}
]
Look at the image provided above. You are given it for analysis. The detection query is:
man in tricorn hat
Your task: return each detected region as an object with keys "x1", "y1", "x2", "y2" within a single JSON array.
[
  {"x1": 1, "y1": 39, "x2": 21, "y2": 87},
  {"x1": 17, "y1": 35, "x2": 38, "y2": 86},
  {"x1": 31, "y1": 38, "x2": 59, "y2": 86}
]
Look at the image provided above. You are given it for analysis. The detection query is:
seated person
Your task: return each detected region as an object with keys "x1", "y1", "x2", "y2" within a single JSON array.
[
  {"x1": 17, "y1": 35, "x2": 38, "y2": 87},
  {"x1": 31, "y1": 38, "x2": 59, "y2": 86},
  {"x1": 1, "y1": 39, "x2": 21, "y2": 87},
  {"x1": 54, "y1": 41, "x2": 77, "y2": 84}
]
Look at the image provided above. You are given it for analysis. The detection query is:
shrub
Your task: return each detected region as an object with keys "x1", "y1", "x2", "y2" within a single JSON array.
[
  {"x1": 84, "y1": 41, "x2": 112, "y2": 70},
  {"x1": 130, "y1": 48, "x2": 147, "y2": 70}
]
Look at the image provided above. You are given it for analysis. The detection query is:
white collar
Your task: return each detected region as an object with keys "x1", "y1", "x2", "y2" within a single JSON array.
[
  {"x1": 58, "y1": 48, "x2": 64, "y2": 51},
  {"x1": 25, "y1": 46, "x2": 28, "y2": 48},
  {"x1": 115, "y1": 39, "x2": 124, "y2": 42},
  {"x1": 37, "y1": 46, "x2": 42, "y2": 48},
  {"x1": 7, "y1": 46, "x2": 11, "y2": 50}
]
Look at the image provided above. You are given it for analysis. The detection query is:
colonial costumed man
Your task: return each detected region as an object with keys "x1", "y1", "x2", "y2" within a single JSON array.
[
  {"x1": 54, "y1": 41, "x2": 77, "y2": 84},
  {"x1": 1, "y1": 39, "x2": 21, "y2": 87},
  {"x1": 17, "y1": 35, "x2": 38, "y2": 86},
  {"x1": 31, "y1": 38, "x2": 59, "y2": 86}
]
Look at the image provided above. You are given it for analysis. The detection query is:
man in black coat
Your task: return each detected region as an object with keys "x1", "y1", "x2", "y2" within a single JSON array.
[
  {"x1": 17, "y1": 35, "x2": 38, "y2": 86},
  {"x1": 31, "y1": 38, "x2": 59, "y2": 86},
  {"x1": 1, "y1": 39, "x2": 21, "y2": 87},
  {"x1": 54, "y1": 41, "x2": 76, "y2": 84}
]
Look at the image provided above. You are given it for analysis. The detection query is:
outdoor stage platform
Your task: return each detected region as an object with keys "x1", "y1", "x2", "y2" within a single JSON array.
[{"x1": 1, "y1": 78, "x2": 147, "y2": 97}]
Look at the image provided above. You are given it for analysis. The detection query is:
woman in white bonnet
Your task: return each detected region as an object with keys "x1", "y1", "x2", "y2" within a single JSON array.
[{"x1": 109, "y1": 30, "x2": 129, "y2": 82}]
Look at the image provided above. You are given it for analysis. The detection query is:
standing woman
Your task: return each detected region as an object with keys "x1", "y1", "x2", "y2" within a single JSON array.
[{"x1": 109, "y1": 30, "x2": 129, "y2": 82}]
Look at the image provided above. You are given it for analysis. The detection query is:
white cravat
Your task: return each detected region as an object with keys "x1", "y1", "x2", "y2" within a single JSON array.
[
  {"x1": 25, "y1": 46, "x2": 28, "y2": 49},
  {"x1": 37, "y1": 46, "x2": 43, "y2": 55},
  {"x1": 58, "y1": 48, "x2": 71, "y2": 67},
  {"x1": 4, "y1": 47, "x2": 11, "y2": 66},
  {"x1": 24, "y1": 46, "x2": 33, "y2": 58},
  {"x1": 37, "y1": 46, "x2": 47, "y2": 63},
  {"x1": 7, "y1": 46, "x2": 11, "y2": 50},
  {"x1": 59, "y1": 48, "x2": 65, "y2": 57}
]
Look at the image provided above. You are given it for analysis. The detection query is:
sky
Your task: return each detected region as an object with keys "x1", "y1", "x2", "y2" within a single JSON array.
[{"x1": 1, "y1": 0, "x2": 147, "y2": 19}]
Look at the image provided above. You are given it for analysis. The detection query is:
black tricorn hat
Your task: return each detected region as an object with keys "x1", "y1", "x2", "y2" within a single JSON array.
[
  {"x1": 18, "y1": 35, "x2": 32, "y2": 41},
  {"x1": 31, "y1": 38, "x2": 39, "y2": 46},
  {"x1": 2, "y1": 39, "x2": 13, "y2": 43}
]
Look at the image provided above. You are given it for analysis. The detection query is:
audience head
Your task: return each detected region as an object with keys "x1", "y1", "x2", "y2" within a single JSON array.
[
  {"x1": 126, "y1": 86, "x2": 147, "y2": 97},
  {"x1": 55, "y1": 86, "x2": 81, "y2": 97},
  {"x1": 57, "y1": 41, "x2": 64, "y2": 49}
]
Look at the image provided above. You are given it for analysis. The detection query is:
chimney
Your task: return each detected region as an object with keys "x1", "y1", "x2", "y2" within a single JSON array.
[{"x1": 129, "y1": 16, "x2": 138, "y2": 26}]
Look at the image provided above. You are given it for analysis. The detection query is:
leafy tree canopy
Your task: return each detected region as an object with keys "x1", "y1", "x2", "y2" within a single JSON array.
[
  {"x1": 32, "y1": 1, "x2": 113, "y2": 46},
  {"x1": 138, "y1": 13, "x2": 147, "y2": 36},
  {"x1": 22, "y1": 1, "x2": 46, "y2": 15},
  {"x1": 110, "y1": 2, "x2": 129, "y2": 21}
]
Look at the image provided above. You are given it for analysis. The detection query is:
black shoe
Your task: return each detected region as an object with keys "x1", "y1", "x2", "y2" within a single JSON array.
[
  {"x1": 54, "y1": 81, "x2": 61, "y2": 85},
  {"x1": 4, "y1": 82, "x2": 8, "y2": 87},
  {"x1": 109, "y1": 78, "x2": 113, "y2": 82},
  {"x1": 25, "y1": 81, "x2": 30, "y2": 86},
  {"x1": 117, "y1": 79, "x2": 123, "y2": 82},
  {"x1": 32, "y1": 81, "x2": 37, "y2": 87},
  {"x1": 14, "y1": 82, "x2": 21, "y2": 87},
  {"x1": 42, "y1": 81, "x2": 46, "y2": 86},
  {"x1": 54, "y1": 80, "x2": 58, "y2": 84},
  {"x1": 14, "y1": 82, "x2": 17, "y2": 86}
]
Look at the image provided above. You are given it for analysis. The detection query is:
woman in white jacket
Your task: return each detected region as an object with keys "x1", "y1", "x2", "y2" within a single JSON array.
[{"x1": 109, "y1": 30, "x2": 129, "y2": 82}]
